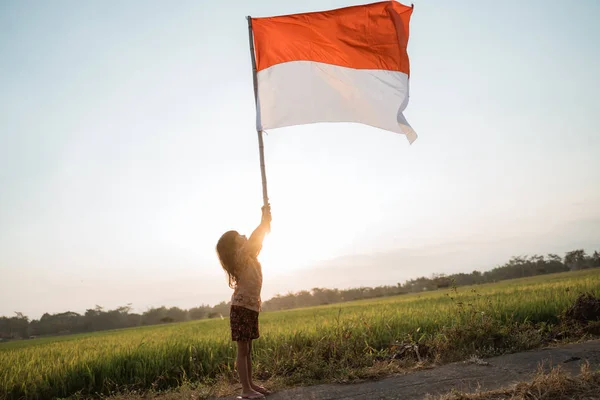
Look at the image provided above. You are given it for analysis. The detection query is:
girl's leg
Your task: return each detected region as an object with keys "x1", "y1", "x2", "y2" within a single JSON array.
[
  {"x1": 246, "y1": 340, "x2": 253, "y2": 387},
  {"x1": 237, "y1": 341, "x2": 263, "y2": 398},
  {"x1": 248, "y1": 340, "x2": 271, "y2": 395},
  {"x1": 237, "y1": 341, "x2": 251, "y2": 392}
]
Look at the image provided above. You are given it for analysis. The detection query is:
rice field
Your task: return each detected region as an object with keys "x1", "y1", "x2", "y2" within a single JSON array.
[{"x1": 1, "y1": 269, "x2": 599, "y2": 399}]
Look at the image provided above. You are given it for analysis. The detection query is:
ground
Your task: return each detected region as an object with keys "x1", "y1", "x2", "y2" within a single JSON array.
[{"x1": 216, "y1": 339, "x2": 600, "y2": 400}]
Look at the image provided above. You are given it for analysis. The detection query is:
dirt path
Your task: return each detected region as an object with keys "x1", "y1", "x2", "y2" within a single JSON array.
[{"x1": 221, "y1": 340, "x2": 600, "y2": 399}]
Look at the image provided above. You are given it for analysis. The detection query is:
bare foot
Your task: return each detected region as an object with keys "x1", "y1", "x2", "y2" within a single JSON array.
[
  {"x1": 252, "y1": 384, "x2": 272, "y2": 395},
  {"x1": 240, "y1": 389, "x2": 265, "y2": 399}
]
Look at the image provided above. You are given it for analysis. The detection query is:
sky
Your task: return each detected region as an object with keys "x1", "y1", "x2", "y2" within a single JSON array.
[{"x1": 1, "y1": 0, "x2": 599, "y2": 319}]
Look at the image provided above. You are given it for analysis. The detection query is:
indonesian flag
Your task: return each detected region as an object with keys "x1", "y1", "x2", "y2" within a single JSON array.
[{"x1": 250, "y1": 1, "x2": 417, "y2": 143}]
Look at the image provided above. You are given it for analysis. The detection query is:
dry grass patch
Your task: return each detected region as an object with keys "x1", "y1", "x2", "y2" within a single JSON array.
[{"x1": 433, "y1": 362, "x2": 600, "y2": 400}]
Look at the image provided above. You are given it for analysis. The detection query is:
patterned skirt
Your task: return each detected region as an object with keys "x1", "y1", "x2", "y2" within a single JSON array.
[{"x1": 229, "y1": 305, "x2": 260, "y2": 342}]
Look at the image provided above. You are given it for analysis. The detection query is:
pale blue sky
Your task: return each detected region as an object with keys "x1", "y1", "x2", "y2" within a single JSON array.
[{"x1": 1, "y1": 0, "x2": 599, "y2": 318}]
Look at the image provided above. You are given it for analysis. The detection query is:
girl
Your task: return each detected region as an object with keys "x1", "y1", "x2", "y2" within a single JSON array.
[{"x1": 216, "y1": 205, "x2": 272, "y2": 399}]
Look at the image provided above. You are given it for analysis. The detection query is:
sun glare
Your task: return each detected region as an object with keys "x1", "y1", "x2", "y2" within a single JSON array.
[{"x1": 257, "y1": 197, "x2": 360, "y2": 274}]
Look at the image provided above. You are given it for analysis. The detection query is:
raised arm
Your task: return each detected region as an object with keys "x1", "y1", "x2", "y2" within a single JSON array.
[{"x1": 245, "y1": 205, "x2": 272, "y2": 257}]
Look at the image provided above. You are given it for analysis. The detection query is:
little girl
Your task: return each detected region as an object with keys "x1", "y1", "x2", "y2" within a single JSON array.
[{"x1": 216, "y1": 205, "x2": 272, "y2": 399}]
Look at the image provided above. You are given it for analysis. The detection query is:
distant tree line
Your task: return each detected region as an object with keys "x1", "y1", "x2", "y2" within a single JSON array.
[
  {"x1": 1, "y1": 249, "x2": 598, "y2": 341},
  {"x1": 0, "y1": 302, "x2": 230, "y2": 342},
  {"x1": 262, "y1": 249, "x2": 599, "y2": 311}
]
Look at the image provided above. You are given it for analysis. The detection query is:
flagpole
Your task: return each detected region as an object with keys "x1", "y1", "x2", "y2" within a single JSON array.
[{"x1": 247, "y1": 16, "x2": 269, "y2": 209}]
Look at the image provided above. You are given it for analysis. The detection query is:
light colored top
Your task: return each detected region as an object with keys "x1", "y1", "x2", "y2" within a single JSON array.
[{"x1": 230, "y1": 242, "x2": 263, "y2": 312}]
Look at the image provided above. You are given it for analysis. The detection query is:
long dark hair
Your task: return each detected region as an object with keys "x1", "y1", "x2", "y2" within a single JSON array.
[{"x1": 216, "y1": 230, "x2": 240, "y2": 289}]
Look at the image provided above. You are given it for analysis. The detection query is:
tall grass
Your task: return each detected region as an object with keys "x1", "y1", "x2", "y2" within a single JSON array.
[{"x1": 1, "y1": 269, "x2": 599, "y2": 399}]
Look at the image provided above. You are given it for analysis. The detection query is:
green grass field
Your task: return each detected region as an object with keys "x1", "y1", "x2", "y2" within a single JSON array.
[{"x1": 2, "y1": 269, "x2": 599, "y2": 400}]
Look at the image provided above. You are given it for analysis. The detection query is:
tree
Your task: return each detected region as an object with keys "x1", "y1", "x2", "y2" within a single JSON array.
[
  {"x1": 14, "y1": 312, "x2": 28, "y2": 321},
  {"x1": 8, "y1": 312, "x2": 29, "y2": 339},
  {"x1": 592, "y1": 251, "x2": 600, "y2": 268},
  {"x1": 142, "y1": 307, "x2": 169, "y2": 325},
  {"x1": 565, "y1": 250, "x2": 588, "y2": 270},
  {"x1": 189, "y1": 306, "x2": 210, "y2": 320},
  {"x1": 432, "y1": 274, "x2": 452, "y2": 288},
  {"x1": 166, "y1": 307, "x2": 188, "y2": 322},
  {"x1": 211, "y1": 301, "x2": 230, "y2": 317},
  {"x1": 547, "y1": 253, "x2": 562, "y2": 263}
]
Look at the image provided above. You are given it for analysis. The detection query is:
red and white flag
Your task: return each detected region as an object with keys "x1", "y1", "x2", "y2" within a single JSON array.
[{"x1": 250, "y1": 1, "x2": 417, "y2": 143}]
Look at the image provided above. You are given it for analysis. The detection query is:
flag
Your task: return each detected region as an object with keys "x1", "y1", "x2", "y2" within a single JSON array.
[{"x1": 250, "y1": 1, "x2": 417, "y2": 143}]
